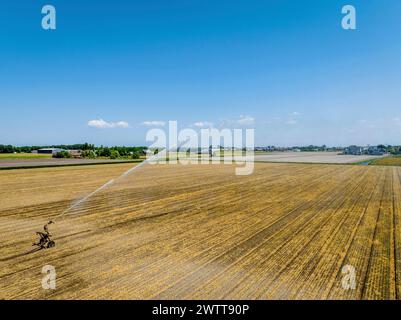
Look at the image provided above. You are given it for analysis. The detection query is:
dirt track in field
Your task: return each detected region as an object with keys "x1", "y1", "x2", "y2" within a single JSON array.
[{"x1": 0, "y1": 162, "x2": 400, "y2": 299}]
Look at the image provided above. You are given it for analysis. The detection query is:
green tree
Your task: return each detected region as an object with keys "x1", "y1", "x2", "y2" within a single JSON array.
[
  {"x1": 82, "y1": 143, "x2": 95, "y2": 151},
  {"x1": 53, "y1": 151, "x2": 72, "y2": 158},
  {"x1": 99, "y1": 147, "x2": 111, "y2": 157},
  {"x1": 110, "y1": 150, "x2": 120, "y2": 159},
  {"x1": 81, "y1": 150, "x2": 97, "y2": 159},
  {"x1": 131, "y1": 152, "x2": 140, "y2": 159}
]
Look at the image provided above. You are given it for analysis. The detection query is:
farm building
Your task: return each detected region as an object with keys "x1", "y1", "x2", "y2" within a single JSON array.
[
  {"x1": 343, "y1": 145, "x2": 385, "y2": 156},
  {"x1": 343, "y1": 145, "x2": 365, "y2": 155},
  {"x1": 197, "y1": 148, "x2": 219, "y2": 156},
  {"x1": 367, "y1": 146, "x2": 385, "y2": 156},
  {"x1": 37, "y1": 148, "x2": 65, "y2": 155},
  {"x1": 68, "y1": 150, "x2": 82, "y2": 158}
]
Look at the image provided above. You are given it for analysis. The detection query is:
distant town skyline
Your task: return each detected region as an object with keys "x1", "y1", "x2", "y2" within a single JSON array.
[{"x1": 1, "y1": 0, "x2": 401, "y2": 147}]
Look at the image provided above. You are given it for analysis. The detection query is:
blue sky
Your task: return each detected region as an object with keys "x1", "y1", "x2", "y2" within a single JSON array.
[{"x1": 1, "y1": 0, "x2": 401, "y2": 147}]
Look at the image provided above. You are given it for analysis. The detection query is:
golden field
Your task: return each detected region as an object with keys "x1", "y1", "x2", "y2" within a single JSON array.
[
  {"x1": 0, "y1": 162, "x2": 401, "y2": 299},
  {"x1": 370, "y1": 156, "x2": 401, "y2": 166}
]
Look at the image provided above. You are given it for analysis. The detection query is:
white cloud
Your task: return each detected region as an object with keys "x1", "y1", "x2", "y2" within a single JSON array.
[
  {"x1": 285, "y1": 112, "x2": 300, "y2": 125},
  {"x1": 237, "y1": 115, "x2": 255, "y2": 125},
  {"x1": 218, "y1": 115, "x2": 255, "y2": 128},
  {"x1": 193, "y1": 121, "x2": 213, "y2": 128},
  {"x1": 87, "y1": 119, "x2": 129, "y2": 129},
  {"x1": 141, "y1": 121, "x2": 166, "y2": 126},
  {"x1": 285, "y1": 119, "x2": 298, "y2": 125}
]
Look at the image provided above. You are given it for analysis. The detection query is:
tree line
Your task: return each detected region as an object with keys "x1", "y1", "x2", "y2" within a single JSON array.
[
  {"x1": 0, "y1": 143, "x2": 148, "y2": 159},
  {"x1": 0, "y1": 143, "x2": 95, "y2": 153}
]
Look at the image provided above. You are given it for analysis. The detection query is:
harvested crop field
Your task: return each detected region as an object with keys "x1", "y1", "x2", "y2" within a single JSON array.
[
  {"x1": 251, "y1": 152, "x2": 382, "y2": 164},
  {"x1": 1, "y1": 162, "x2": 401, "y2": 299}
]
